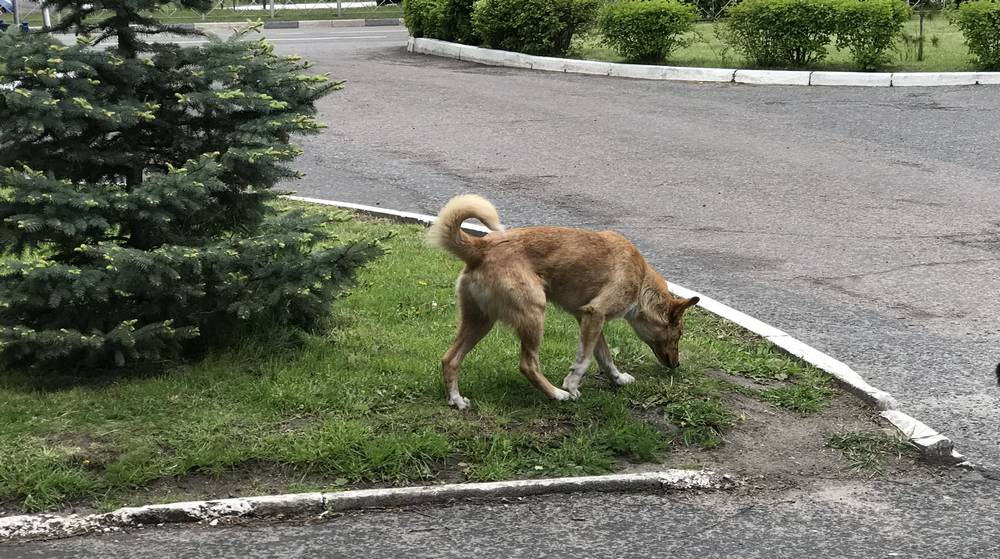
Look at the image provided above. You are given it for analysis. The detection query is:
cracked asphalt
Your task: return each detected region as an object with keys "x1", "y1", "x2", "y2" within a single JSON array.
[{"x1": 7, "y1": 26, "x2": 1000, "y2": 556}]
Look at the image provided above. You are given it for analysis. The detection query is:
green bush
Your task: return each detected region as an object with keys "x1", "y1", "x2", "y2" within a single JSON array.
[
  {"x1": 0, "y1": 2, "x2": 381, "y2": 371},
  {"x1": 441, "y1": 0, "x2": 478, "y2": 43},
  {"x1": 951, "y1": 0, "x2": 1000, "y2": 70},
  {"x1": 599, "y1": 0, "x2": 699, "y2": 63},
  {"x1": 472, "y1": 0, "x2": 602, "y2": 56},
  {"x1": 832, "y1": 0, "x2": 911, "y2": 71},
  {"x1": 719, "y1": 0, "x2": 839, "y2": 67},
  {"x1": 403, "y1": 0, "x2": 446, "y2": 38}
]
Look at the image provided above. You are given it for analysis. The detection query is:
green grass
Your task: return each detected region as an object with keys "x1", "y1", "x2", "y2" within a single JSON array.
[
  {"x1": 826, "y1": 431, "x2": 918, "y2": 476},
  {"x1": 0, "y1": 205, "x2": 835, "y2": 513},
  {"x1": 572, "y1": 15, "x2": 976, "y2": 72}
]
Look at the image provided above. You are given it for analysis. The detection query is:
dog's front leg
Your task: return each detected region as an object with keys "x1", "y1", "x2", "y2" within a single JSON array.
[
  {"x1": 594, "y1": 332, "x2": 635, "y2": 387},
  {"x1": 562, "y1": 312, "x2": 605, "y2": 398}
]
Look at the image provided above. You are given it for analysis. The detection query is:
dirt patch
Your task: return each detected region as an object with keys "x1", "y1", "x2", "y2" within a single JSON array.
[{"x1": 623, "y1": 387, "x2": 935, "y2": 487}]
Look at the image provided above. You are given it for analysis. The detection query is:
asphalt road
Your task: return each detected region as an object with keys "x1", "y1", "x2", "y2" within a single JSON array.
[
  {"x1": 8, "y1": 26, "x2": 1000, "y2": 556},
  {"x1": 8, "y1": 476, "x2": 1000, "y2": 558}
]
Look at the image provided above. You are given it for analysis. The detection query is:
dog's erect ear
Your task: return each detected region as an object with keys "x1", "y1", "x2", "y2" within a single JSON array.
[{"x1": 668, "y1": 296, "x2": 700, "y2": 321}]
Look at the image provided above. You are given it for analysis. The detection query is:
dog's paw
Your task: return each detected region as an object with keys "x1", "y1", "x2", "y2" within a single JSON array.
[
  {"x1": 613, "y1": 372, "x2": 636, "y2": 386},
  {"x1": 552, "y1": 388, "x2": 578, "y2": 401},
  {"x1": 448, "y1": 395, "x2": 472, "y2": 410},
  {"x1": 561, "y1": 376, "x2": 580, "y2": 393}
]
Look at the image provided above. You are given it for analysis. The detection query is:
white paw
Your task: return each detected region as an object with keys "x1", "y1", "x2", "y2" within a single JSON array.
[
  {"x1": 553, "y1": 388, "x2": 578, "y2": 401},
  {"x1": 613, "y1": 372, "x2": 636, "y2": 386},
  {"x1": 448, "y1": 395, "x2": 471, "y2": 410}
]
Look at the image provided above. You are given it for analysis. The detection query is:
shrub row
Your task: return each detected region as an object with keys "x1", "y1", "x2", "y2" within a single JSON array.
[
  {"x1": 405, "y1": 0, "x2": 1000, "y2": 71},
  {"x1": 720, "y1": 0, "x2": 911, "y2": 70}
]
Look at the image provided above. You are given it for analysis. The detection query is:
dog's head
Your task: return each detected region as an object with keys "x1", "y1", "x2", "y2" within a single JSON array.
[{"x1": 631, "y1": 296, "x2": 700, "y2": 368}]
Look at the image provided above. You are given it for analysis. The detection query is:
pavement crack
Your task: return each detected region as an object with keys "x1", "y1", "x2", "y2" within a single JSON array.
[{"x1": 800, "y1": 256, "x2": 1000, "y2": 283}]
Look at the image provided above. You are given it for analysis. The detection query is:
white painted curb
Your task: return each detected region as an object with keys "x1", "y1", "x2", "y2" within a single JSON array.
[
  {"x1": 735, "y1": 69, "x2": 810, "y2": 86},
  {"x1": 407, "y1": 37, "x2": 999, "y2": 88},
  {"x1": 288, "y1": 195, "x2": 971, "y2": 468},
  {"x1": 811, "y1": 71, "x2": 892, "y2": 87},
  {"x1": 0, "y1": 470, "x2": 733, "y2": 542},
  {"x1": 188, "y1": 18, "x2": 403, "y2": 31}
]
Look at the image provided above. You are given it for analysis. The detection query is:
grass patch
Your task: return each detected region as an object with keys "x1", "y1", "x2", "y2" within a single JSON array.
[
  {"x1": 0, "y1": 204, "x2": 836, "y2": 512},
  {"x1": 572, "y1": 15, "x2": 976, "y2": 72},
  {"x1": 761, "y1": 371, "x2": 835, "y2": 414},
  {"x1": 826, "y1": 431, "x2": 918, "y2": 476}
]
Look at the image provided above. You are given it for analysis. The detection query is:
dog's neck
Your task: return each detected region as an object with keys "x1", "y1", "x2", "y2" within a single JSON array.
[{"x1": 633, "y1": 267, "x2": 674, "y2": 323}]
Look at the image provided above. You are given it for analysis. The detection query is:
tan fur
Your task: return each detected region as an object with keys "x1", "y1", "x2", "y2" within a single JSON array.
[{"x1": 430, "y1": 195, "x2": 699, "y2": 410}]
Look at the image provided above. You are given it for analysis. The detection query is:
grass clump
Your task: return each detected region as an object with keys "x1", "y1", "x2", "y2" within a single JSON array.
[{"x1": 826, "y1": 430, "x2": 918, "y2": 476}]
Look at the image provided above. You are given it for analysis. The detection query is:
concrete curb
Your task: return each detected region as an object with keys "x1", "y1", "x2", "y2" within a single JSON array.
[
  {"x1": 0, "y1": 470, "x2": 733, "y2": 542},
  {"x1": 288, "y1": 195, "x2": 972, "y2": 468},
  {"x1": 183, "y1": 18, "x2": 403, "y2": 31},
  {"x1": 407, "y1": 37, "x2": 1000, "y2": 88}
]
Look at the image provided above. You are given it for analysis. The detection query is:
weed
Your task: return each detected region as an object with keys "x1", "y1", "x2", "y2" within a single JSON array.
[{"x1": 826, "y1": 430, "x2": 918, "y2": 476}]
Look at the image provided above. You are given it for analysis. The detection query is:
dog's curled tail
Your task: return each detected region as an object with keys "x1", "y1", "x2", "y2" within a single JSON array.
[{"x1": 427, "y1": 195, "x2": 504, "y2": 264}]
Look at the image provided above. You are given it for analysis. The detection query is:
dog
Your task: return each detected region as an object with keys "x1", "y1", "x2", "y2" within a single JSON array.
[{"x1": 428, "y1": 195, "x2": 699, "y2": 410}]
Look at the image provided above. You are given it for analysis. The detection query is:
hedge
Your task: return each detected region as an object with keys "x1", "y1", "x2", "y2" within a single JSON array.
[
  {"x1": 951, "y1": 0, "x2": 1000, "y2": 70},
  {"x1": 403, "y1": 0, "x2": 446, "y2": 39},
  {"x1": 471, "y1": 0, "x2": 602, "y2": 57},
  {"x1": 599, "y1": 0, "x2": 700, "y2": 63},
  {"x1": 719, "y1": 0, "x2": 839, "y2": 67},
  {"x1": 833, "y1": 0, "x2": 911, "y2": 71}
]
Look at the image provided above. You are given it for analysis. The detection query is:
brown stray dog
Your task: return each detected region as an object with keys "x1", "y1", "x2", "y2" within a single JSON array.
[{"x1": 429, "y1": 195, "x2": 699, "y2": 410}]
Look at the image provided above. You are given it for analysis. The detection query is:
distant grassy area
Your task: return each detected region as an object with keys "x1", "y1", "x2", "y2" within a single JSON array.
[
  {"x1": 574, "y1": 15, "x2": 975, "y2": 72},
  {"x1": 0, "y1": 203, "x2": 839, "y2": 514}
]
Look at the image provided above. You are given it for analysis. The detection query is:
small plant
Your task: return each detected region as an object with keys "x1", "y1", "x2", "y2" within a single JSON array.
[
  {"x1": 832, "y1": 0, "x2": 911, "y2": 70},
  {"x1": 599, "y1": 0, "x2": 699, "y2": 64},
  {"x1": 718, "y1": 0, "x2": 839, "y2": 67},
  {"x1": 665, "y1": 397, "x2": 733, "y2": 449},
  {"x1": 826, "y1": 431, "x2": 917, "y2": 476},
  {"x1": 472, "y1": 0, "x2": 601, "y2": 56},
  {"x1": 950, "y1": 0, "x2": 1000, "y2": 70},
  {"x1": 761, "y1": 380, "x2": 833, "y2": 413}
]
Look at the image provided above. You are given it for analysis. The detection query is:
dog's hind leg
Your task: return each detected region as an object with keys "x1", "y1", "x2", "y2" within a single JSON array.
[
  {"x1": 561, "y1": 311, "x2": 605, "y2": 398},
  {"x1": 442, "y1": 293, "x2": 495, "y2": 411},
  {"x1": 594, "y1": 333, "x2": 635, "y2": 387},
  {"x1": 516, "y1": 312, "x2": 573, "y2": 402}
]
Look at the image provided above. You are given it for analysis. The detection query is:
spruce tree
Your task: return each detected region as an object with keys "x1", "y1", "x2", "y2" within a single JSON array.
[{"x1": 0, "y1": 3, "x2": 381, "y2": 371}]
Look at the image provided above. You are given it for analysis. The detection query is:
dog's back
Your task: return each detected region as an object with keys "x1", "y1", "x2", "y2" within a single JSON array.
[{"x1": 428, "y1": 196, "x2": 648, "y2": 318}]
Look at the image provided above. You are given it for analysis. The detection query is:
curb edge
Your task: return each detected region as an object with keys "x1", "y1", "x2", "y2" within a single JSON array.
[
  {"x1": 407, "y1": 37, "x2": 1000, "y2": 88},
  {"x1": 0, "y1": 471, "x2": 733, "y2": 542}
]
